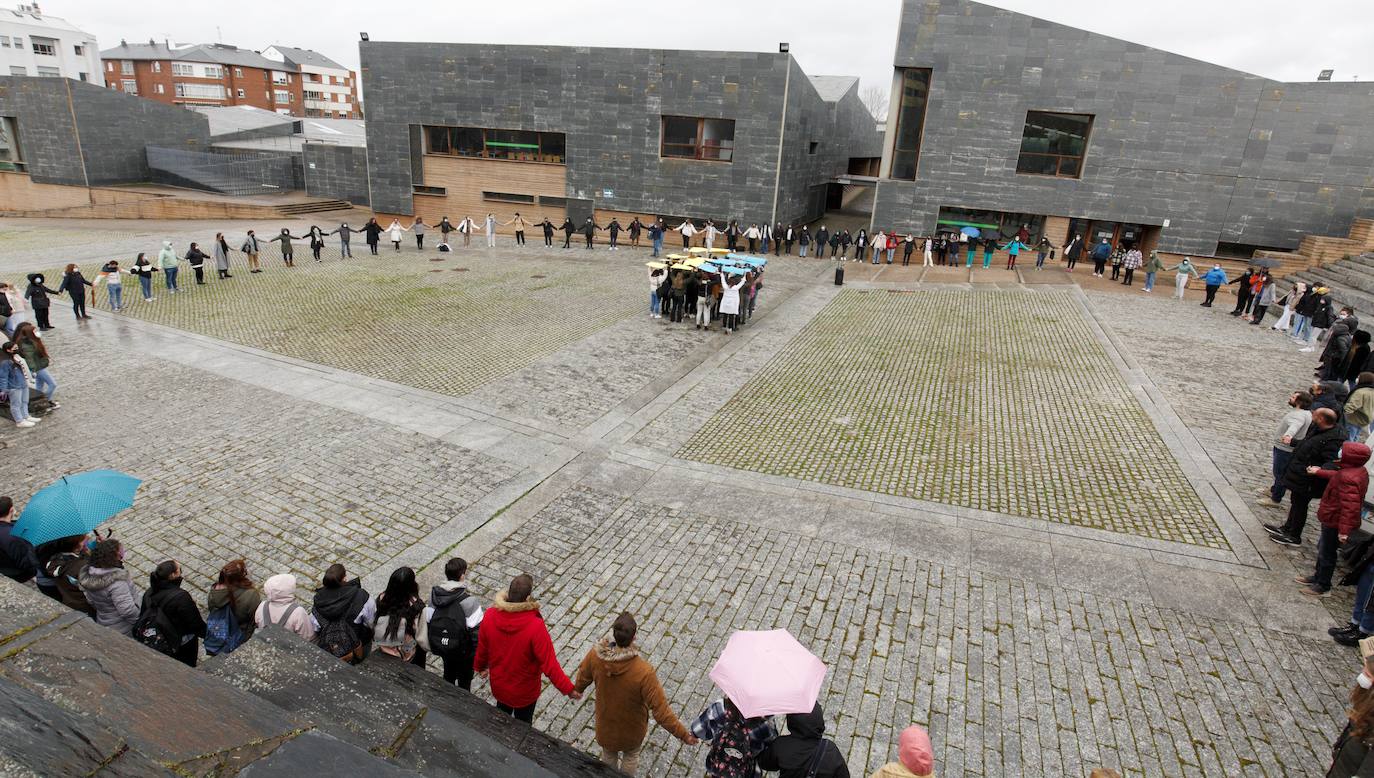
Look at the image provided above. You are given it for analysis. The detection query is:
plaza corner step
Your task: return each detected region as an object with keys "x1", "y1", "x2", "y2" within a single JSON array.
[
  {"x1": 275, "y1": 199, "x2": 354, "y2": 215},
  {"x1": 0, "y1": 576, "x2": 612, "y2": 776}
]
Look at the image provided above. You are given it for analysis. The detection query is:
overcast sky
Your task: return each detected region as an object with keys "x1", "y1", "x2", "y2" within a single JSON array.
[{"x1": 53, "y1": 0, "x2": 1373, "y2": 103}]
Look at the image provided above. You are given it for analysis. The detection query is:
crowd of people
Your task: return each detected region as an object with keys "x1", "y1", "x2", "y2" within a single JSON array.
[{"x1": 0, "y1": 514, "x2": 945, "y2": 777}]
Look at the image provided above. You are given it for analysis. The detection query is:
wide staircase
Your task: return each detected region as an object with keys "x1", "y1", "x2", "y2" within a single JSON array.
[
  {"x1": 0, "y1": 577, "x2": 616, "y2": 776},
  {"x1": 277, "y1": 198, "x2": 354, "y2": 215},
  {"x1": 1258, "y1": 218, "x2": 1374, "y2": 315}
]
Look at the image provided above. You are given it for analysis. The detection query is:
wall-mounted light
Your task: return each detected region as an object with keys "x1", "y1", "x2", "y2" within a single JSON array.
[
  {"x1": 360, "y1": 32, "x2": 370, "y2": 42},
  {"x1": 779, "y1": 43, "x2": 789, "y2": 54}
]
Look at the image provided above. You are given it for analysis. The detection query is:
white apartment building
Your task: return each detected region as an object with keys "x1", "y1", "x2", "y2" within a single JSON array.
[
  {"x1": 262, "y1": 45, "x2": 357, "y2": 119},
  {"x1": 0, "y1": 3, "x2": 101, "y2": 85}
]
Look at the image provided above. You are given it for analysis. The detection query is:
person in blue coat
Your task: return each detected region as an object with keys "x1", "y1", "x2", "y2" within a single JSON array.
[
  {"x1": 1089, "y1": 238, "x2": 1112, "y2": 277},
  {"x1": 1201, "y1": 265, "x2": 1228, "y2": 307}
]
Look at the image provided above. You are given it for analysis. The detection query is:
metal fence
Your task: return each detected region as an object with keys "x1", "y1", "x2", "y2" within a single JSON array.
[{"x1": 145, "y1": 146, "x2": 302, "y2": 197}]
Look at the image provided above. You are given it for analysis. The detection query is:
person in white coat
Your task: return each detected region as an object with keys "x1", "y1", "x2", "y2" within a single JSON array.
[
  {"x1": 703, "y1": 221, "x2": 720, "y2": 250},
  {"x1": 483, "y1": 214, "x2": 497, "y2": 247},
  {"x1": 388, "y1": 220, "x2": 407, "y2": 252},
  {"x1": 718, "y1": 271, "x2": 745, "y2": 334},
  {"x1": 675, "y1": 220, "x2": 698, "y2": 250},
  {"x1": 923, "y1": 235, "x2": 934, "y2": 266},
  {"x1": 743, "y1": 224, "x2": 761, "y2": 254}
]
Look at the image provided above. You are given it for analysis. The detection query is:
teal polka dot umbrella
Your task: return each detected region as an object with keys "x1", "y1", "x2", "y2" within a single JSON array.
[{"x1": 14, "y1": 470, "x2": 142, "y2": 546}]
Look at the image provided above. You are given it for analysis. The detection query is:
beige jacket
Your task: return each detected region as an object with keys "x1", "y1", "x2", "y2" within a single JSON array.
[{"x1": 871, "y1": 763, "x2": 932, "y2": 778}]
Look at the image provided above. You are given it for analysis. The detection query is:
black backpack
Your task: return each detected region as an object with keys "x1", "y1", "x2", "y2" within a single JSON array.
[
  {"x1": 314, "y1": 611, "x2": 363, "y2": 663},
  {"x1": 133, "y1": 591, "x2": 180, "y2": 657},
  {"x1": 427, "y1": 592, "x2": 476, "y2": 659}
]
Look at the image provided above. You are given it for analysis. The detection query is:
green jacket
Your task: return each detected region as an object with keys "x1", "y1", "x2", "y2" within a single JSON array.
[
  {"x1": 1144, "y1": 252, "x2": 1166, "y2": 273},
  {"x1": 1170, "y1": 260, "x2": 1199, "y2": 278},
  {"x1": 157, "y1": 244, "x2": 177, "y2": 270},
  {"x1": 17, "y1": 340, "x2": 48, "y2": 373},
  {"x1": 1347, "y1": 386, "x2": 1374, "y2": 427}
]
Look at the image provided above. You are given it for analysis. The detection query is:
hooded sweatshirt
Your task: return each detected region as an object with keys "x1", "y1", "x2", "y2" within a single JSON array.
[
  {"x1": 574, "y1": 638, "x2": 691, "y2": 752},
  {"x1": 1314, "y1": 441, "x2": 1372, "y2": 535},
  {"x1": 424, "y1": 580, "x2": 483, "y2": 635},
  {"x1": 157, "y1": 241, "x2": 177, "y2": 270},
  {"x1": 255, "y1": 573, "x2": 315, "y2": 642},
  {"x1": 757, "y1": 703, "x2": 850, "y2": 778},
  {"x1": 78, "y1": 565, "x2": 142, "y2": 636},
  {"x1": 473, "y1": 591, "x2": 575, "y2": 708},
  {"x1": 870, "y1": 726, "x2": 935, "y2": 778},
  {"x1": 311, "y1": 577, "x2": 372, "y2": 637}
]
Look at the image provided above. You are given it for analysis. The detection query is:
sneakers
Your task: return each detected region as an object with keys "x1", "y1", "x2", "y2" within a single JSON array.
[
  {"x1": 25, "y1": 416, "x2": 40, "y2": 423},
  {"x1": 15, "y1": 420, "x2": 34, "y2": 428},
  {"x1": 1255, "y1": 496, "x2": 1282, "y2": 507},
  {"x1": 1299, "y1": 347, "x2": 1314, "y2": 353},
  {"x1": 1262, "y1": 522, "x2": 1288, "y2": 535},
  {"x1": 1331, "y1": 623, "x2": 1362, "y2": 639},
  {"x1": 47, "y1": 401, "x2": 59, "y2": 410},
  {"x1": 1269, "y1": 533, "x2": 1301, "y2": 546},
  {"x1": 1336, "y1": 629, "x2": 1371, "y2": 647}
]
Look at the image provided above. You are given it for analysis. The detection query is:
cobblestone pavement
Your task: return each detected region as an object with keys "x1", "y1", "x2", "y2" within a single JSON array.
[
  {"x1": 678, "y1": 288, "x2": 1225, "y2": 547},
  {"x1": 465, "y1": 485, "x2": 1350, "y2": 778},
  {"x1": 3, "y1": 216, "x2": 1363, "y2": 778},
  {"x1": 0, "y1": 334, "x2": 518, "y2": 602},
  {"x1": 1085, "y1": 290, "x2": 1360, "y2": 624}
]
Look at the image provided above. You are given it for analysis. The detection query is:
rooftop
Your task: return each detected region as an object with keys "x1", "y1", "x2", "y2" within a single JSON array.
[
  {"x1": 0, "y1": 4, "x2": 90, "y2": 35},
  {"x1": 264, "y1": 45, "x2": 349, "y2": 72},
  {"x1": 808, "y1": 75, "x2": 859, "y2": 102}
]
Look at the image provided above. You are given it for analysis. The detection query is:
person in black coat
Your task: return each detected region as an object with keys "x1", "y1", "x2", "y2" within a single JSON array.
[
  {"x1": 1321, "y1": 320, "x2": 1356, "y2": 381},
  {"x1": 184, "y1": 244, "x2": 208, "y2": 285},
  {"x1": 312, "y1": 563, "x2": 373, "y2": 659},
  {"x1": 1227, "y1": 269, "x2": 1254, "y2": 315},
  {"x1": 57, "y1": 264, "x2": 93, "y2": 322},
  {"x1": 581, "y1": 218, "x2": 601, "y2": 249},
  {"x1": 560, "y1": 218, "x2": 576, "y2": 249},
  {"x1": 756, "y1": 703, "x2": 849, "y2": 778},
  {"x1": 24, "y1": 273, "x2": 60, "y2": 331},
  {"x1": 538, "y1": 218, "x2": 555, "y2": 248},
  {"x1": 140, "y1": 560, "x2": 206, "y2": 668},
  {"x1": 1266, "y1": 407, "x2": 1345, "y2": 545},
  {"x1": 361, "y1": 218, "x2": 384, "y2": 255}
]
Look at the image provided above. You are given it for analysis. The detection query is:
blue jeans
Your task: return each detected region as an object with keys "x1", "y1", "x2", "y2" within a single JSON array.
[
  {"x1": 108, "y1": 285, "x2": 123, "y2": 309},
  {"x1": 1292, "y1": 314, "x2": 1310, "y2": 340},
  {"x1": 1144, "y1": 272, "x2": 1156, "y2": 291},
  {"x1": 761, "y1": 236, "x2": 770, "y2": 253},
  {"x1": 138, "y1": 276, "x2": 152, "y2": 299},
  {"x1": 1270, "y1": 447, "x2": 1293, "y2": 501},
  {"x1": 652, "y1": 237, "x2": 662, "y2": 257},
  {"x1": 1037, "y1": 251, "x2": 1048, "y2": 268},
  {"x1": 983, "y1": 252, "x2": 993, "y2": 269},
  {"x1": 1349, "y1": 423, "x2": 1369, "y2": 442},
  {"x1": 164, "y1": 267, "x2": 179, "y2": 291},
  {"x1": 1353, "y1": 563, "x2": 1374, "y2": 633},
  {"x1": 799, "y1": 245, "x2": 808, "y2": 257},
  {"x1": 886, "y1": 248, "x2": 895, "y2": 264},
  {"x1": 6, "y1": 382, "x2": 28, "y2": 422},
  {"x1": 650, "y1": 291, "x2": 660, "y2": 315},
  {"x1": 1314, "y1": 524, "x2": 1341, "y2": 590},
  {"x1": 32, "y1": 368, "x2": 55, "y2": 401}
]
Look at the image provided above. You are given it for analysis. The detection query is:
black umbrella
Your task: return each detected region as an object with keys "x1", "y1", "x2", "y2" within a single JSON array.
[{"x1": 1251, "y1": 257, "x2": 1282, "y2": 269}]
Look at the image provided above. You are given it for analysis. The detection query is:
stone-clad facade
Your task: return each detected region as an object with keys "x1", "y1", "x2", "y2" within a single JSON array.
[
  {"x1": 0, "y1": 76, "x2": 209, "y2": 186},
  {"x1": 359, "y1": 42, "x2": 880, "y2": 226},
  {"x1": 873, "y1": 0, "x2": 1374, "y2": 254}
]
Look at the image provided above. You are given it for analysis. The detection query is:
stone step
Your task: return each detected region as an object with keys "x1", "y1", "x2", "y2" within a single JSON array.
[
  {"x1": 204, "y1": 628, "x2": 620, "y2": 777},
  {"x1": 1304, "y1": 263, "x2": 1374, "y2": 298},
  {"x1": 0, "y1": 578, "x2": 610, "y2": 776},
  {"x1": 1287, "y1": 271, "x2": 1374, "y2": 318}
]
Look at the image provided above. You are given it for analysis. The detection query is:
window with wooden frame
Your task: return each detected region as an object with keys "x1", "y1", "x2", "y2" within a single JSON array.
[
  {"x1": 661, "y1": 116, "x2": 734, "y2": 161},
  {"x1": 1016, "y1": 111, "x2": 1093, "y2": 178},
  {"x1": 422, "y1": 125, "x2": 566, "y2": 164}
]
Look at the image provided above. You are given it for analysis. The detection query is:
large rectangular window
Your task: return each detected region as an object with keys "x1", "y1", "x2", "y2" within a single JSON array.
[
  {"x1": 482, "y1": 191, "x2": 535, "y2": 204},
  {"x1": 0, "y1": 117, "x2": 25, "y2": 172},
  {"x1": 423, "y1": 126, "x2": 566, "y2": 164},
  {"x1": 175, "y1": 83, "x2": 224, "y2": 99},
  {"x1": 661, "y1": 116, "x2": 734, "y2": 161},
  {"x1": 120, "y1": 79, "x2": 136, "y2": 94},
  {"x1": 1016, "y1": 111, "x2": 1093, "y2": 178},
  {"x1": 30, "y1": 37, "x2": 55, "y2": 56},
  {"x1": 889, "y1": 68, "x2": 931, "y2": 180},
  {"x1": 171, "y1": 63, "x2": 194, "y2": 77}
]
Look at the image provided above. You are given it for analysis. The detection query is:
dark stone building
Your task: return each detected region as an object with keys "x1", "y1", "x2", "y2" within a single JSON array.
[
  {"x1": 872, "y1": 0, "x2": 1374, "y2": 255},
  {"x1": 0, "y1": 75, "x2": 209, "y2": 185},
  {"x1": 358, "y1": 42, "x2": 881, "y2": 229}
]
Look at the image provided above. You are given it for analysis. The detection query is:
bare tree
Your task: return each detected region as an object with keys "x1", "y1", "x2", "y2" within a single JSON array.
[{"x1": 860, "y1": 85, "x2": 890, "y2": 122}]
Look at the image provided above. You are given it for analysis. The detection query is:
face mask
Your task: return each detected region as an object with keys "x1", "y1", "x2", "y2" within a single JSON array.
[{"x1": 1358, "y1": 671, "x2": 1372, "y2": 690}]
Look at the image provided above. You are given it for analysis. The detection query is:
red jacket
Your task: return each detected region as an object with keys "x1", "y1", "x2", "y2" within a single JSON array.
[
  {"x1": 1314, "y1": 441, "x2": 1371, "y2": 535},
  {"x1": 473, "y1": 593, "x2": 574, "y2": 708}
]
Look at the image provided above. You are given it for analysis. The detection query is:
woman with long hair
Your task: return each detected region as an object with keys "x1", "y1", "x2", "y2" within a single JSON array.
[
  {"x1": 130, "y1": 252, "x2": 156, "y2": 302},
  {"x1": 1330, "y1": 654, "x2": 1374, "y2": 775},
  {"x1": 79, "y1": 538, "x2": 142, "y2": 636},
  {"x1": 371, "y1": 566, "x2": 427, "y2": 666},
  {"x1": 11, "y1": 322, "x2": 56, "y2": 410},
  {"x1": 139, "y1": 559, "x2": 206, "y2": 667},
  {"x1": 207, "y1": 559, "x2": 262, "y2": 651},
  {"x1": 0, "y1": 340, "x2": 36, "y2": 427}
]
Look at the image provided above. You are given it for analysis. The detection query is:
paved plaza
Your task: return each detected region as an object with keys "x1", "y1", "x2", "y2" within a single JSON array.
[{"x1": 0, "y1": 218, "x2": 1361, "y2": 776}]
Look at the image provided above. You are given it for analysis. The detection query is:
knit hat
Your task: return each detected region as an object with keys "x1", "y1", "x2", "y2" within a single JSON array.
[
  {"x1": 89, "y1": 539, "x2": 122, "y2": 569},
  {"x1": 899, "y1": 725, "x2": 934, "y2": 776}
]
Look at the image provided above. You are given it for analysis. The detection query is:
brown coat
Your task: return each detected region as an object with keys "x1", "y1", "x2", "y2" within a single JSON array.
[{"x1": 574, "y1": 639, "x2": 690, "y2": 752}]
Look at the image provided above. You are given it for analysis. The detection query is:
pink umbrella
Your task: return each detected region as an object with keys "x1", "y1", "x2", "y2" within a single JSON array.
[{"x1": 709, "y1": 629, "x2": 827, "y2": 718}]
